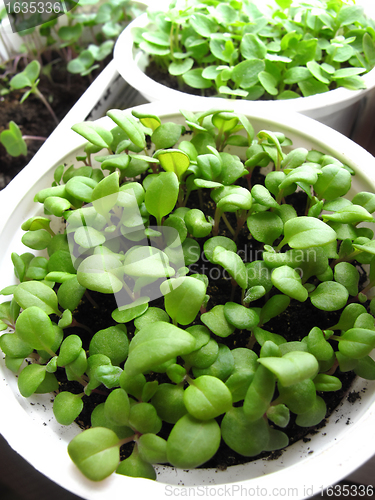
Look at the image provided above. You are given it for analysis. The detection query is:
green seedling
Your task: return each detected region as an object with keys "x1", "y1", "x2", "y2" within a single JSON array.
[
  {"x1": 1, "y1": 107, "x2": 375, "y2": 484},
  {"x1": 10, "y1": 61, "x2": 59, "y2": 126},
  {"x1": 134, "y1": 0, "x2": 375, "y2": 100},
  {"x1": 0, "y1": 121, "x2": 46, "y2": 157}
]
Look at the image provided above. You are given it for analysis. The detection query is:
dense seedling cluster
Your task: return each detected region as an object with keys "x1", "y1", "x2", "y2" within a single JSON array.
[
  {"x1": 1, "y1": 108, "x2": 375, "y2": 482},
  {"x1": 133, "y1": 0, "x2": 375, "y2": 99}
]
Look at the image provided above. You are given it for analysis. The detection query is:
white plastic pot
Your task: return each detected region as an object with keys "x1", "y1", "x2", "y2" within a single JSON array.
[
  {"x1": 1, "y1": 101, "x2": 375, "y2": 500},
  {"x1": 0, "y1": 17, "x2": 23, "y2": 60},
  {"x1": 113, "y1": 0, "x2": 375, "y2": 136}
]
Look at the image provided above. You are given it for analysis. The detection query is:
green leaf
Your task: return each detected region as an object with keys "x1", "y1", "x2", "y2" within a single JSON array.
[
  {"x1": 0, "y1": 121, "x2": 27, "y2": 157},
  {"x1": 221, "y1": 407, "x2": 269, "y2": 456},
  {"x1": 154, "y1": 149, "x2": 190, "y2": 180},
  {"x1": 14, "y1": 281, "x2": 59, "y2": 316},
  {"x1": 334, "y1": 262, "x2": 359, "y2": 296},
  {"x1": 277, "y1": 379, "x2": 316, "y2": 414},
  {"x1": 167, "y1": 414, "x2": 221, "y2": 469},
  {"x1": 183, "y1": 375, "x2": 232, "y2": 420},
  {"x1": 145, "y1": 172, "x2": 179, "y2": 225},
  {"x1": 169, "y1": 57, "x2": 194, "y2": 76},
  {"x1": 211, "y1": 247, "x2": 248, "y2": 289},
  {"x1": 89, "y1": 325, "x2": 129, "y2": 366},
  {"x1": 258, "y1": 71, "x2": 278, "y2": 95},
  {"x1": 138, "y1": 434, "x2": 167, "y2": 464},
  {"x1": 271, "y1": 266, "x2": 308, "y2": 302},
  {"x1": 338, "y1": 328, "x2": 375, "y2": 359},
  {"x1": 67, "y1": 50, "x2": 95, "y2": 74},
  {"x1": 314, "y1": 165, "x2": 351, "y2": 200},
  {"x1": 247, "y1": 212, "x2": 283, "y2": 246},
  {"x1": 363, "y1": 32, "x2": 375, "y2": 67},
  {"x1": 77, "y1": 254, "x2": 124, "y2": 294},
  {"x1": 310, "y1": 282, "x2": 349, "y2": 311},
  {"x1": 306, "y1": 61, "x2": 330, "y2": 84},
  {"x1": 68, "y1": 427, "x2": 121, "y2": 481},
  {"x1": 53, "y1": 392, "x2": 83, "y2": 425},
  {"x1": 190, "y1": 13, "x2": 217, "y2": 37},
  {"x1": 231, "y1": 59, "x2": 265, "y2": 89},
  {"x1": 125, "y1": 321, "x2": 196, "y2": 376},
  {"x1": 258, "y1": 351, "x2": 319, "y2": 387},
  {"x1": 266, "y1": 404, "x2": 290, "y2": 428},
  {"x1": 243, "y1": 364, "x2": 275, "y2": 421},
  {"x1": 0, "y1": 333, "x2": 33, "y2": 358},
  {"x1": 323, "y1": 205, "x2": 374, "y2": 225},
  {"x1": 57, "y1": 276, "x2": 85, "y2": 312},
  {"x1": 298, "y1": 78, "x2": 329, "y2": 97},
  {"x1": 354, "y1": 356, "x2": 375, "y2": 380},
  {"x1": 281, "y1": 217, "x2": 337, "y2": 249},
  {"x1": 160, "y1": 276, "x2": 206, "y2": 326},
  {"x1": 104, "y1": 388, "x2": 130, "y2": 427},
  {"x1": 306, "y1": 327, "x2": 334, "y2": 362},
  {"x1": 18, "y1": 363, "x2": 47, "y2": 397},
  {"x1": 223, "y1": 302, "x2": 259, "y2": 330},
  {"x1": 295, "y1": 395, "x2": 326, "y2": 427},
  {"x1": 10, "y1": 60, "x2": 40, "y2": 89},
  {"x1": 72, "y1": 122, "x2": 113, "y2": 149},
  {"x1": 57, "y1": 334, "x2": 82, "y2": 366},
  {"x1": 21, "y1": 229, "x2": 52, "y2": 250},
  {"x1": 151, "y1": 383, "x2": 187, "y2": 424},
  {"x1": 123, "y1": 246, "x2": 174, "y2": 279},
  {"x1": 112, "y1": 301, "x2": 149, "y2": 324},
  {"x1": 260, "y1": 294, "x2": 290, "y2": 324},
  {"x1": 313, "y1": 374, "x2": 342, "y2": 392},
  {"x1": 240, "y1": 34, "x2": 267, "y2": 60},
  {"x1": 182, "y1": 69, "x2": 212, "y2": 89},
  {"x1": 107, "y1": 110, "x2": 146, "y2": 150},
  {"x1": 116, "y1": 447, "x2": 156, "y2": 480},
  {"x1": 184, "y1": 209, "x2": 212, "y2": 238}
]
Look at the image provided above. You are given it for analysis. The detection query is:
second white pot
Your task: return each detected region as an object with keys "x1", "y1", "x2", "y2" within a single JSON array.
[{"x1": 113, "y1": 0, "x2": 375, "y2": 136}]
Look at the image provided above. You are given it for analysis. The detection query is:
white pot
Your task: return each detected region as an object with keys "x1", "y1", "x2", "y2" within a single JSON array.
[
  {"x1": 0, "y1": 17, "x2": 23, "y2": 60},
  {"x1": 1, "y1": 101, "x2": 375, "y2": 500},
  {"x1": 113, "y1": 0, "x2": 375, "y2": 136}
]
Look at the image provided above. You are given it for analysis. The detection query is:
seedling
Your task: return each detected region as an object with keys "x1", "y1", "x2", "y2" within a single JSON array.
[
  {"x1": 0, "y1": 121, "x2": 46, "y2": 157},
  {"x1": 133, "y1": 0, "x2": 375, "y2": 99},
  {"x1": 0, "y1": 107, "x2": 375, "y2": 485},
  {"x1": 10, "y1": 60, "x2": 59, "y2": 125}
]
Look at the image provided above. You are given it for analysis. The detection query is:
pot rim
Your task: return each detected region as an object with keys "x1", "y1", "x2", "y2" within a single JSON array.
[
  {"x1": 113, "y1": 0, "x2": 375, "y2": 114},
  {"x1": 1, "y1": 102, "x2": 375, "y2": 500}
]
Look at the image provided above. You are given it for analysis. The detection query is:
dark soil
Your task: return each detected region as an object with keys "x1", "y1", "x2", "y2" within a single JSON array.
[{"x1": 0, "y1": 62, "x2": 97, "y2": 190}]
